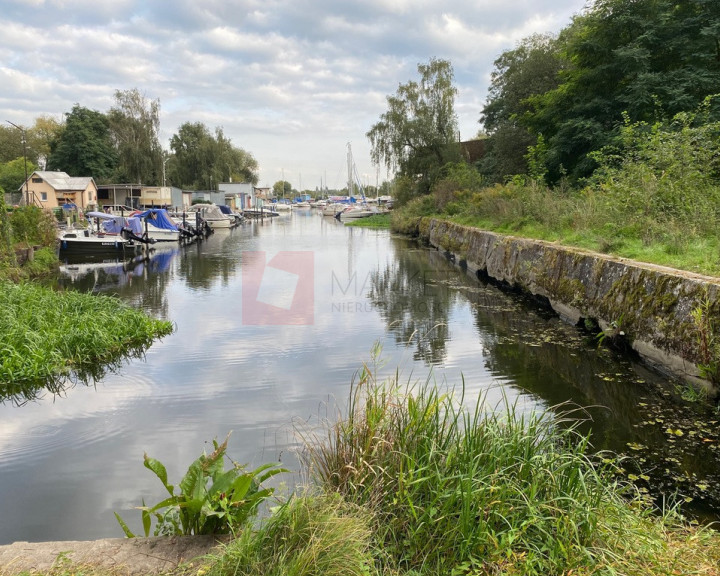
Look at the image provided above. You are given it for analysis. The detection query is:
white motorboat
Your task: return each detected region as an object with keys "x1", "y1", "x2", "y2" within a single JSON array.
[
  {"x1": 197, "y1": 204, "x2": 235, "y2": 229},
  {"x1": 335, "y1": 205, "x2": 377, "y2": 221},
  {"x1": 130, "y1": 208, "x2": 182, "y2": 242},
  {"x1": 272, "y1": 199, "x2": 293, "y2": 211}
]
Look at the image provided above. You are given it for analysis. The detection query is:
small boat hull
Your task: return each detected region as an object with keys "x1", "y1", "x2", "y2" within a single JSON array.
[{"x1": 58, "y1": 231, "x2": 142, "y2": 256}]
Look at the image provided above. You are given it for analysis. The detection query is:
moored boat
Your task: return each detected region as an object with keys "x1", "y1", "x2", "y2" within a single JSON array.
[
  {"x1": 197, "y1": 204, "x2": 235, "y2": 229},
  {"x1": 134, "y1": 209, "x2": 182, "y2": 241},
  {"x1": 58, "y1": 227, "x2": 143, "y2": 258}
]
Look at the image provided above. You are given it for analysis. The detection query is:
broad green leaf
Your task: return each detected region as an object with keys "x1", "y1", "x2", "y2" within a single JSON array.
[
  {"x1": 148, "y1": 495, "x2": 181, "y2": 513},
  {"x1": 228, "y1": 475, "x2": 254, "y2": 502},
  {"x1": 114, "y1": 512, "x2": 136, "y2": 538},
  {"x1": 143, "y1": 454, "x2": 174, "y2": 496},
  {"x1": 208, "y1": 469, "x2": 239, "y2": 497}
]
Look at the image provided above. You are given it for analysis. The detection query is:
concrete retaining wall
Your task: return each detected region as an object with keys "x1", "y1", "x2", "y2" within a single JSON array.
[{"x1": 419, "y1": 218, "x2": 720, "y2": 394}]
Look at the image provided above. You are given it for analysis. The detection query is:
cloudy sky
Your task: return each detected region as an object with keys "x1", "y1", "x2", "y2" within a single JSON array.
[{"x1": 1, "y1": 0, "x2": 587, "y2": 191}]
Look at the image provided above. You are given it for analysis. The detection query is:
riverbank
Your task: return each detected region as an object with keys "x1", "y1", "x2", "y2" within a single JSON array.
[
  {"x1": 412, "y1": 217, "x2": 720, "y2": 396},
  {"x1": 2, "y1": 374, "x2": 720, "y2": 575}
]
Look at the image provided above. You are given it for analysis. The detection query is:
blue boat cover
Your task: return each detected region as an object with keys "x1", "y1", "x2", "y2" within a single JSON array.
[{"x1": 135, "y1": 209, "x2": 179, "y2": 231}]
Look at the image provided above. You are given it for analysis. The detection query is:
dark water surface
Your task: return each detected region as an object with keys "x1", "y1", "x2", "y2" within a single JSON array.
[{"x1": 1, "y1": 210, "x2": 718, "y2": 544}]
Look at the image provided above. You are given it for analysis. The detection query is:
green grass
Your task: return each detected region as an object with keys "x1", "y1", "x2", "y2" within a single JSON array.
[
  {"x1": 204, "y1": 494, "x2": 376, "y2": 576},
  {"x1": 299, "y1": 362, "x2": 720, "y2": 575},
  {"x1": 344, "y1": 213, "x2": 391, "y2": 229},
  {"x1": 392, "y1": 180, "x2": 720, "y2": 277},
  {"x1": 0, "y1": 281, "x2": 173, "y2": 397}
]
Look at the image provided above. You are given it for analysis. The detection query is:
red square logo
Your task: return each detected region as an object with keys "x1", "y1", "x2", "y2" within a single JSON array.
[{"x1": 242, "y1": 251, "x2": 314, "y2": 325}]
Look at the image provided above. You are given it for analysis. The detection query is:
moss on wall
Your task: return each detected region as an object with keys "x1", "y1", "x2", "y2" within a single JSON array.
[{"x1": 414, "y1": 218, "x2": 720, "y2": 392}]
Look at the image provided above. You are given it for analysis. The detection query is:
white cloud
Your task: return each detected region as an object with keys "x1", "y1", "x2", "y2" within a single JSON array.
[{"x1": 0, "y1": 0, "x2": 586, "y2": 189}]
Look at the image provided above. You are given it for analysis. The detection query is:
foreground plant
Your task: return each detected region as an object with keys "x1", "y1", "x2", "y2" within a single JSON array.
[
  {"x1": 116, "y1": 435, "x2": 285, "y2": 537},
  {"x1": 204, "y1": 493, "x2": 376, "y2": 576},
  {"x1": 302, "y1": 365, "x2": 720, "y2": 575}
]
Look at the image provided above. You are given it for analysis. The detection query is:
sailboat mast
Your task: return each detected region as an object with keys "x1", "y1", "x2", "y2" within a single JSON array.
[{"x1": 347, "y1": 143, "x2": 354, "y2": 198}]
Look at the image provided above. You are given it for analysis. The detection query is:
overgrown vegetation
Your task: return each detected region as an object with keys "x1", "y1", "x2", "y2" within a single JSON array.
[
  {"x1": 204, "y1": 493, "x2": 375, "y2": 576},
  {"x1": 0, "y1": 281, "x2": 173, "y2": 396},
  {"x1": 0, "y1": 196, "x2": 59, "y2": 280},
  {"x1": 298, "y1": 364, "x2": 720, "y2": 575},
  {"x1": 392, "y1": 103, "x2": 720, "y2": 276}
]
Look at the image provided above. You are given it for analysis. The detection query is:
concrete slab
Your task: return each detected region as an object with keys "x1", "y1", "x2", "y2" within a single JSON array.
[{"x1": 0, "y1": 536, "x2": 230, "y2": 575}]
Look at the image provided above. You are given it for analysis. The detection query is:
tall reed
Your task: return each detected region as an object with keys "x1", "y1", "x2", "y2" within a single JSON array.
[{"x1": 301, "y1": 364, "x2": 720, "y2": 575}]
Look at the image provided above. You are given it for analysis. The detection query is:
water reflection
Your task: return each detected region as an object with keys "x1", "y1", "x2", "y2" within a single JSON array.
[
  {"x1": 56, "y1": 245, "x2": 179, "y2": 319},
  {"x1": 1, "y1": 215, "x2": 718, "y2": 546},
  {"x1": 369, "y1": 236, "x2": 720, "y2": 521},
  {"x1": 368, "y1": 246, "x2": 451, "y2": 363}
]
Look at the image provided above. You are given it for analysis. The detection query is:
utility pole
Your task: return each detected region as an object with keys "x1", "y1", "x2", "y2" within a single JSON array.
[
  {"x1": 162, "y1": 156, "x2": 169, "y2": 187},
  {"x1": 6, "y1": 120, "x2": 29, "y2": 206}
]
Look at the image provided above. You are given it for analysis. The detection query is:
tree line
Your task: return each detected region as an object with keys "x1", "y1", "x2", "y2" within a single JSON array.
[
  {"x1": 368, "y1": 0, "x2": 720, "y2": 201},
  {"x1": 0, "y1": 88, "x2": 259, "y2": 197}
]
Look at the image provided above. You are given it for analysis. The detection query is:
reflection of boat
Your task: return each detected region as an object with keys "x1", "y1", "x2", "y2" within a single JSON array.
[
  {"x1": 58, "y1": 245, "x2": 179, "y2": 285},
  {"x1": 243, "y1": 207, "x2": 280, "y2": 218},
  {"x1": 58, "y1": 258, "x2": 136, "y2": 282}
]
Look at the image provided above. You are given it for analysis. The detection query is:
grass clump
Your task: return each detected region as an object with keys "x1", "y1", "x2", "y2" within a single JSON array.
[
  {"x1": 204, "y1": 493, "x2": 376, "y2": 576},
  {"x1": 0, "y1": 281, "x2": 173, "y2": 393},
  {"x1": 301, "y1": 365, "x2": 720, "y2": 575}
]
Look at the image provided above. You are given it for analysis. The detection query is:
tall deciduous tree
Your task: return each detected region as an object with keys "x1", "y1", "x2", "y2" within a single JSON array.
[
  {"x1": 526, "y1": 0, "x2": 720, "y2": 182},
  {"x1": 0, "y1": 158, "x2": 38, "y2": 201},
  {"x1": 168, "y1": 122, "x2": 258, "y2": 190},
  {"x1": 272, "y1": 180, "x2": 292, "y2": 197},
  {"x1": 367, "y1": 58, "x2": 460, "y2": 197},
  {"x1": 28, "y1": 115, "x2": 63, "y2": 169},
  {"x1": 47, "y1": 105, "x2": 117, "y2": 181},
  {"x1": 108, "y1": 89, "x2": 162, "y2": 184},
  {"x1": 0, "y1": 126, "x2": 25, "y2": 165},
  {"x1": 479, "y1": 34, "x2": 563, "y2": 182}
]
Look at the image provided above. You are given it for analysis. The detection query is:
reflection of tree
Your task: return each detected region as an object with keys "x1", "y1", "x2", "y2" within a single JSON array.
[
  {"x1": 176, "y1": 234, "x2": 240, "y2": 292},
  {"x1": 368, "y1": 241, "x2": 455, "y2": 363}
]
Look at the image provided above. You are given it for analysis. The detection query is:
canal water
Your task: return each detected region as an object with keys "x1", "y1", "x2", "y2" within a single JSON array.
[{"x1": 0, "y1": 210, "x2": 718, "y2": 545}]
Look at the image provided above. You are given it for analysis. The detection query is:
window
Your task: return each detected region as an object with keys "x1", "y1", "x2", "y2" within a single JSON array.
[
  {"x1": 31, "y1": 177, "x2": 43, "y2": 183},
  {"x1": 40, "y1": 192, "x2": 47, "y2": 201}
]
